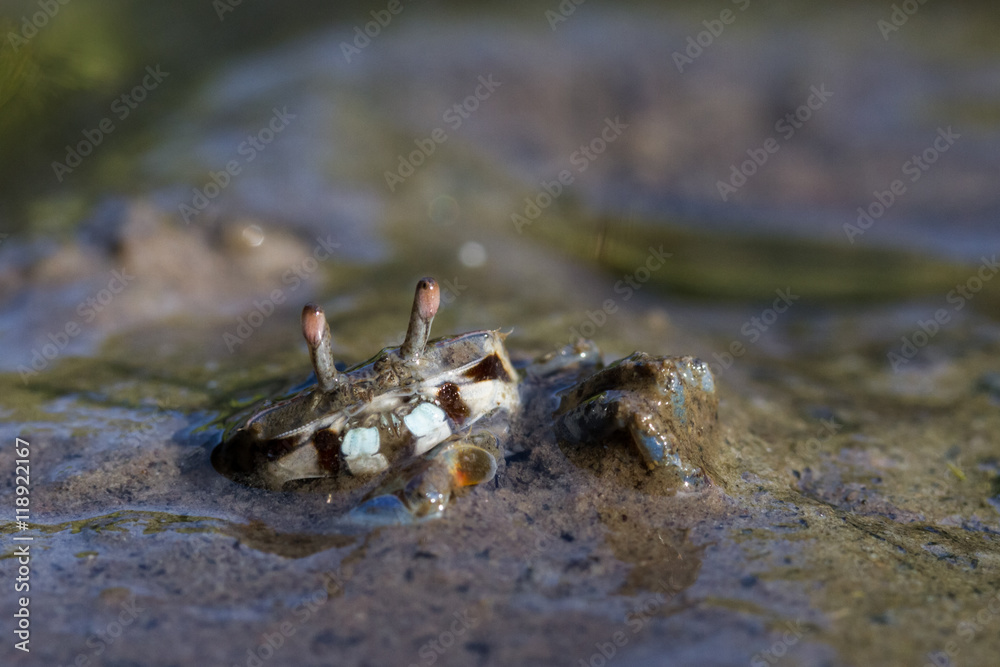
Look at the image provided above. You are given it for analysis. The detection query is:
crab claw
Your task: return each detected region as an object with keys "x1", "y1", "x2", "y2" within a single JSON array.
[
  {"x1": 400, "y1": 277, "x2": 440, "y2": 360},
  {"x1": 349, "y1": 434, "x2": 499, "y2": 524},
  {"x1": 302, "y1": 303, "x2": 339, "y2": 392},
  {"x1": 554, "y1": 354, "x2": 718, "y2": 484}
]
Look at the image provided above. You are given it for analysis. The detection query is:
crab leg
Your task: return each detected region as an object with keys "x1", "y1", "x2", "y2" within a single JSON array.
[
  {"x1": 400, "y1": 277, "x2": 440, "y2": 360},
  {"x1": 301, "y1": 303, "x2": 340, "y2": 392}
]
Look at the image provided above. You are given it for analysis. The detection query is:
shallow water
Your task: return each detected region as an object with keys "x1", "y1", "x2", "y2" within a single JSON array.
[{"x1": 2, "y1": 3, "x2": 1000, "y2": 666}]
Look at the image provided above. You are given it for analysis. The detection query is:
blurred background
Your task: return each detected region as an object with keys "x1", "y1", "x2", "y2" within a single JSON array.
[
  {"x1": 2, "y1": 0, "x2": 999, "y2": 333},
  {"x1": 2, "y1": 2, "x2": 1000, "y2": 666},
  {"x1": 2, "y1": 0, "x2": 999, "y2": 368}
]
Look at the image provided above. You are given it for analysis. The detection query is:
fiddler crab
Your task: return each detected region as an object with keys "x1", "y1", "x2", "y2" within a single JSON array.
[{"x1": 213, "y1": 278, "x2": 718, "y2": 523}]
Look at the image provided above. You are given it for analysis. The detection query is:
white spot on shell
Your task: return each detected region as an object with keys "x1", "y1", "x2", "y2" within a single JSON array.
[
  {"x1": 342, "y1": 427, "x2": 380, "y2": 457},
  {"x1": 404, "y1": 403, "x2": 447, "y2": 437},
  {"x1": 346, "y1": 453, "x2": 389, "y2": 476}
]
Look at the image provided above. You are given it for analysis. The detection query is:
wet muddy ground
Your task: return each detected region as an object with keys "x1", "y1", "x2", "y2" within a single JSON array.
[{"x1": 2, "y1": 4, "x2": 1000, "y2": 666}]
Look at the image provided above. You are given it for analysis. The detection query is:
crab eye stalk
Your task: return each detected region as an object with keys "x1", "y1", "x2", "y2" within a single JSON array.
[
  {"x1": 400, "y1": 277, "x2": 440, "y2": 359},
  {"x1": 302, "y1": 303, "x2": 340, "y2": 392}
]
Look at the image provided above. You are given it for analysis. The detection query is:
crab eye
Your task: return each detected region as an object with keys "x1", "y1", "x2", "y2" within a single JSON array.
[
  {"x1": 400, "y1": 277, "x2": 440, "y2": 359},
  {"x1": 302, "y1": 303, "x2": 339, "y2": 391}
]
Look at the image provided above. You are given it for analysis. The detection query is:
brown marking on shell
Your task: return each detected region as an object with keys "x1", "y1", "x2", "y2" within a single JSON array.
[
  {"x1": 463, "y1": 353, "x2": 511, "y2": 383},
  {"x1": 313, "y1": 428, "x2": 342, "y2": 474},
  {"x1": 436, "y1": 382, "x2": 470, "y2": 424},
  {"x1": 262, "y1": 437, "x2": 297, "y2": 462}
]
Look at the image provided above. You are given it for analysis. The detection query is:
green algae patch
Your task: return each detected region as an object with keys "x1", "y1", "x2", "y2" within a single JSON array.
[
  {"x1": 0, "y1": 511, "x2": 222, "y2": 539},
  {"x1": 527, "y1": 214, "x2": 995, "y2": 305}
]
